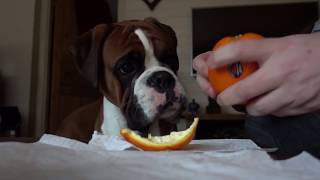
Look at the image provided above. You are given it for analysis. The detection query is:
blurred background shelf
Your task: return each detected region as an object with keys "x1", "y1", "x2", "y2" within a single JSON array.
[{"x1": 0, "y1": 137, "x2": 37, "y2": 143}]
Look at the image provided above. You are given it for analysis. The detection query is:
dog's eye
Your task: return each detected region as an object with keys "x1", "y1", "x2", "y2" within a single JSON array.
[{"x1": 119, "y1": 62, "x2": 135, "y2": 75}]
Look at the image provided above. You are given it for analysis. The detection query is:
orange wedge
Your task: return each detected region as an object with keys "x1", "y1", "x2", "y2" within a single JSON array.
[{"x1": 120, "y1": 117, "x2": 199, "y2": 151}]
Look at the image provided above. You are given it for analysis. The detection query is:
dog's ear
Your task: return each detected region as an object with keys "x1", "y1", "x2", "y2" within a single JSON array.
[
  {"x1": 144, "y1": 17, "x2": 177, "y2": 46},
  {"x1": 72, "y1": 24, "x2": 111, "y2": 87}
]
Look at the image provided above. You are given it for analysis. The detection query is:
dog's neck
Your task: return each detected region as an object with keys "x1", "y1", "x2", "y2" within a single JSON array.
[
  {"x1": 101, "y1": 97, "x2": 127, "y2": 135},
  {"x1": 100, "y1": 98, "x2": 188, "y2": 136},
  {"x1": 101, "y1": 97, "x2": 163, "y2": 136}
]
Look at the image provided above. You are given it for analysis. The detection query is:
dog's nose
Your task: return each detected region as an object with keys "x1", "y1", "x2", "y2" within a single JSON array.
[{"x1": 147, "y1": 71, "x2": 175, "y2": 93}]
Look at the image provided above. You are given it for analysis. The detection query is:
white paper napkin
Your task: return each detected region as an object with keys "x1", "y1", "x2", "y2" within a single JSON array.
[{"x1": 89, "y1": 131, "x2": 136, "y2": 151}]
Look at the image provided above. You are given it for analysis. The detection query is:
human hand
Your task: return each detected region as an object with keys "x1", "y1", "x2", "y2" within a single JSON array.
[{"x1": 193, "y1": 33, "x2": 320, "y2": 116}]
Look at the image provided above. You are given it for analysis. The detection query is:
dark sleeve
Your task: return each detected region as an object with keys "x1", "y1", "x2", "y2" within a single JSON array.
[{"x1": 312, "y1": 19, "x2": 320, "y2": 33}]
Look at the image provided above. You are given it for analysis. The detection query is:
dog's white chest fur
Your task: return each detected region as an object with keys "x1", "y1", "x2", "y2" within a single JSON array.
[{"x1": 101, "y1": 97, "x2": 127, "y2": 135}]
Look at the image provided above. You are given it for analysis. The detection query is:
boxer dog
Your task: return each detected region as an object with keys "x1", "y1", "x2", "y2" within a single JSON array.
[{"x1": 57, "y1": 18, "x2": 189, "y2": 142}]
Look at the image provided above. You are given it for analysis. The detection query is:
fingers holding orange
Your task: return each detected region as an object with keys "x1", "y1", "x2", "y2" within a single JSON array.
[
  {"x1": 196, "y1": 75, "x2": 216, "y2": 98},
  {"x1": 208, "y1": 33, "x2": 263, "y2": 95}
]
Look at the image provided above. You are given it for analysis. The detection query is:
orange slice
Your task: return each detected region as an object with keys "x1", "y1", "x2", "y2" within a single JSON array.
[{"x1": 120, "y1": 117, "x2": 199, "y2": 151}]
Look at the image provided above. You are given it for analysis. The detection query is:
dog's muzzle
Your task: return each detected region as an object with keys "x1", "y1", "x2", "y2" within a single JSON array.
[{"x1": 146, "y1": 71, "x2": 175, "y2": 93}]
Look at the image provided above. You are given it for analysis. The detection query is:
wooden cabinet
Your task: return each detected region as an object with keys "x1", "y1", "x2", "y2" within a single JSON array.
[{"x1": 48, "y1": 0, "x2": 114, "y2": 133}]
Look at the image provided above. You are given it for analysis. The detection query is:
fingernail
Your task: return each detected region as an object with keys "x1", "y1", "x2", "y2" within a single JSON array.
[
  {"x1": 192, "y1": 59, "x2": 199, "y2": 69},
  {"x1": 216, "y1": 96, "x2": 225, "y2": 106},
  {"x1": 207, "y1": 53, "x2": 221, "y2": 69}
]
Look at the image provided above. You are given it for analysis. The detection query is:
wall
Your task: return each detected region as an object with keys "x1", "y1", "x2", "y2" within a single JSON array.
[
  {"x1": 0, "y1": 0, "x2": 36, "y2": 136},
  {"x1": 118, "y1": 0, "x2": 318, "y2": 113}
]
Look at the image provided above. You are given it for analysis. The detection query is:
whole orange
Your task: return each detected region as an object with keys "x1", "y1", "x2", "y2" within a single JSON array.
[{"x1": 208, "y1": 33, "x2": 263, "y2": 95}]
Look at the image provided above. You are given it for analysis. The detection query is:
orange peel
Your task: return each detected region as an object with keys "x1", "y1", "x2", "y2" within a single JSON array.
[{"x1": 120, "y1": 117, "x2": 199, "y2": 151}]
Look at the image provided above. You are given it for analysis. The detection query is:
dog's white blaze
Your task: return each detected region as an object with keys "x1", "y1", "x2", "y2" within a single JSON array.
[
  {"x1": 134, "y1": 29, "x2": 159, "y2": 68},
  {"x1": 134, "y1": 29, "x2": 185, "y2": 121}
]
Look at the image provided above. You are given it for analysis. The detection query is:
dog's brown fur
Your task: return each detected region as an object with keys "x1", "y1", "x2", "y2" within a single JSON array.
[{"x1": 56, "y1": 99, "x2": 103, "y2": 142}]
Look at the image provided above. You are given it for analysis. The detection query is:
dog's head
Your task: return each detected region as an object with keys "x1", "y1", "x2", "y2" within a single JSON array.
[{"x1": 74, "y1": 18, "x2": 186, "y2": 134}]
